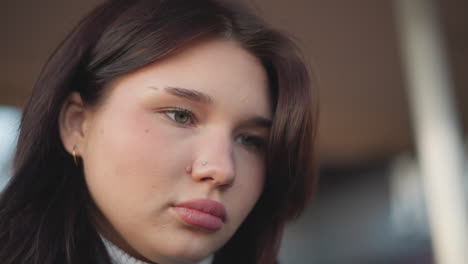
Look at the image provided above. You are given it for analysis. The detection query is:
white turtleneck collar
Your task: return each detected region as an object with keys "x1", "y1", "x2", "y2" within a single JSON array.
[{"x1": 99, "y1": 234, "x2": 213, "y2": 264}]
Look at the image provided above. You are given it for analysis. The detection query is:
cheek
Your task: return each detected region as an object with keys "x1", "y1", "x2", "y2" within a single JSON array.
[
  {"x1": 82, "y1": 107, "x2": 188, "y2": 215},
  {"x1": 231, "y1": 154, "x2": 265, "y2": 219},
  {"x1": 236, "y1": 150, "x2": 266, "y2": 189}
]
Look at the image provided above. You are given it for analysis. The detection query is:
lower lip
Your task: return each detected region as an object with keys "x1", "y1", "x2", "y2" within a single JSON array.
[{"x1": 173, "y1": 207, "x2": 223, "y2": 231}]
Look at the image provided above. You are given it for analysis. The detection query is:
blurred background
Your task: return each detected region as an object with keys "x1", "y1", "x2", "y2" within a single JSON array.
[{"x1": 1, "y1": 0, "x2": 467, "y2": 263}]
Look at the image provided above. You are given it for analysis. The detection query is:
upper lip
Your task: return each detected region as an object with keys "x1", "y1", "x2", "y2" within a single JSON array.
[{"x1": 173, "y1": 199, "x2": 227, "y2": 222}]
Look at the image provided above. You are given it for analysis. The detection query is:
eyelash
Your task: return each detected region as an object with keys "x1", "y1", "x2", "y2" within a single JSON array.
[
  {"x1": 162, "y1": 107, "x2": 196, "y2": 126},
  {"x1": 162, "y1": 107, "x2": 267, "y2": 152},
  {"x1": 235, "y1": 135, "x2": 267, "y2": 152}
]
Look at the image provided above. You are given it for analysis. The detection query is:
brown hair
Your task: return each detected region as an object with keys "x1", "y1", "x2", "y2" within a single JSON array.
[{"x1": 0, "y1": 0, "x2": 318, "y2": 263}]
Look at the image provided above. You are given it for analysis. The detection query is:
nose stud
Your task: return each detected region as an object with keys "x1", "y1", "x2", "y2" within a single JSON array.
[{"x1": 186, "y1": 161, "x2": 207, "y2": 174}]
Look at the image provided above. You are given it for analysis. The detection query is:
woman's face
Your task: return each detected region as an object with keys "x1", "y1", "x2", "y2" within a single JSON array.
[{"x1": 79, "y1": 39, "x2": 271, "y2": 263}]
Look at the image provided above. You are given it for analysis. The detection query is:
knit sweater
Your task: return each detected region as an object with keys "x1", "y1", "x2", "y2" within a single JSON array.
[{"x1": 100, "y1": 235, "x2": 213, "y2": 264}]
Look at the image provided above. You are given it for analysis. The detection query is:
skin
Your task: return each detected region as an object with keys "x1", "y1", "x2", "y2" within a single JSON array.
[{"x1": 60, "y1": 39, "x2": 272, "y2": 263}]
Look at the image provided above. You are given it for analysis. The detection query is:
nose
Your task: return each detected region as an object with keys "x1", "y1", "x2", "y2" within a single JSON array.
[{"x1": 191, "y1": 133, "x2": 236, "y2": 188}]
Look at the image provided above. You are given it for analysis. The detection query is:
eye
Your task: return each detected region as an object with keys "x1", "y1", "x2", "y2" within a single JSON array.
[
  {"x1": 164, "y1": 108, "x2": 195, "y2": 125},
  {"x1": 236, "y1": 134, "x2": 266, "y2": 152}
]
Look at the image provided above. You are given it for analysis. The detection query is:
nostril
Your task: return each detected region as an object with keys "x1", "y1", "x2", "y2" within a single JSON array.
[{"x1": 200, "y1": 176, "x2": 214, "y2": 182}]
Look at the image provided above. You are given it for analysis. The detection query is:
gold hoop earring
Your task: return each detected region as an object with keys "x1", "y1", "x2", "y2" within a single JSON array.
[{"x1": 72, "y1": 146, "x2": 79, "y2": 166}]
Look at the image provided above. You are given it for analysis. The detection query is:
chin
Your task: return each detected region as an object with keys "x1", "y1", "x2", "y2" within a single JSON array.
[
  {"x1": 171, "y1": 243, "x2": 218, "y2": 261},
  {"x1": 146, "y1": 237, "x2": 222, "y2": 264}
]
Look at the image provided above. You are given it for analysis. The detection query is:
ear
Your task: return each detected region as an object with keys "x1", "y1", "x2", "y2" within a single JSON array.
[{"x1": 59, "y1": 92, "x2": 89, "y2": 155}]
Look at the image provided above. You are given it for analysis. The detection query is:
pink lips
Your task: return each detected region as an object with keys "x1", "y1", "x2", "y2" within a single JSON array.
[{"x1": 173, "y1": 199, "x2": 227, "y2": 231}]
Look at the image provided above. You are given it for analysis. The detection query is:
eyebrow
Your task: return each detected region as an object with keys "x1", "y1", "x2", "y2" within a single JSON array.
[
  {"x1": 148, "y1": 86, "x2": 213, "y2": 104},
  {"x1": 242, "y1": 116, "x2": 273, "y2": 129},
  {"x1": 148, "y1": 86, "x2": 272, "y2": 127}
]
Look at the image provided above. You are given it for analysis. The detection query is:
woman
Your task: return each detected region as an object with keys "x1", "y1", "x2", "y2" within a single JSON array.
[{"x1": 0, "y1": 0, "x2": 318, "y2": 263}]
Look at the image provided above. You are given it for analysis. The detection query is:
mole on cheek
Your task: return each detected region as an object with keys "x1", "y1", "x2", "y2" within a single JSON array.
[{"x1": 145, "y1": 128, "x2": 150, "y2": 133}]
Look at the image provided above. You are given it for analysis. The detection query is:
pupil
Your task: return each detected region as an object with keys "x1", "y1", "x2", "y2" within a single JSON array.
[{"x1": 176, "y1": 113, "x2": 187, "y2": 123}]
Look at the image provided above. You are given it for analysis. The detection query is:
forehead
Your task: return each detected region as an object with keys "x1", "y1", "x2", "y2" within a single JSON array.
[{"x1": 107, "y1": 39, "x2": 272, "y2": 119}]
